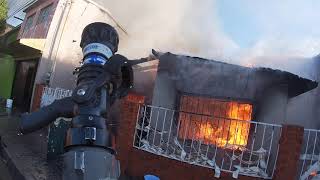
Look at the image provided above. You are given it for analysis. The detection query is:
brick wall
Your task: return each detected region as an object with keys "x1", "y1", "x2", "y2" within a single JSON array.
[
  {"x1": 116, "y1": 93, "x2": 145, "y2": 175},
  {"x1": 30, "y1": 84, "x2": 45, "y2": 112},
  {"x1": 117, "y1": 93, "x2": 307, "y2": 180},
  {"x1": 116, "y1": 93, "x2": 264, "y2": 180},
  {"x1": 127, "y1": 148, "x2": 260, "y2": 180},
  {"x1": 274, "y1": 125, "x2": 304, "y2": 180}
]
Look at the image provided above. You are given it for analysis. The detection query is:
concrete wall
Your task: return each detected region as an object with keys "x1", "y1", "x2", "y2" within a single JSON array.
[
  {"x1": 35, "y1": 0, "x2": 126, "y2": 89},
  {"x1": 286, "y1": 89, "x2": 319, "y2": 128},
  {"x1": 152, "y1": 73, "x2": 177, "y2": 109},
  {"x1": 286, "y1": 57, "x2": 320, "y2": 128},
  {"x1": 132, "y1": 62, "x2": 158, "y2": 104},
  {"x1": 34, "y1": 0, "x2": 157, "y2": 96},
  {"x1": 256, "y1": 85, "x2": 289, "y2": 124},
  {"x1": 150, "y1": 72, "x2": 177, "y2": 141}
]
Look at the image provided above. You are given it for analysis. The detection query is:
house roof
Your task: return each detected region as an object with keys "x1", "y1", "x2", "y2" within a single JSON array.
[
  {"x1": 6, "y1": 0, "x2": 38, "y2": 27},
  {"x1": 0, "y1": 26, "x2": 41, "y2": 59},
  {"x1": 254, "y1": 67, "x2": 318, "y2": 97},
  {"x1": 158, "y1": 52, "x2": 318, "y2": 98}
]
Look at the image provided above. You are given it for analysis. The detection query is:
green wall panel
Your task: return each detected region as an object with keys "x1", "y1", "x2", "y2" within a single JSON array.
[{"x1": 0, "y1": 55, "x2": 15, "y2": 99}]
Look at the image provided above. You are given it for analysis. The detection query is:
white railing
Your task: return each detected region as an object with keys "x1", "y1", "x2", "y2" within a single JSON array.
[
  {"x1": 40, "y1": 87, "x2": 73, "y2": 107},
  {"x1": 299, "y1": 129, "x2": 320, "y2": 180},
  {"x1": 133, "y1": 104, "x2": 282, "y2": 179}
]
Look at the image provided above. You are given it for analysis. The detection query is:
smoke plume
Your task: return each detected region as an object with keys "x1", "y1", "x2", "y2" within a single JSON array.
[
  {"x1": 95, "y1": 0, "x2": 319, "y2": 79},
  {"x1": 96, "y1": 0, "x2": 238, "y2": 60}
]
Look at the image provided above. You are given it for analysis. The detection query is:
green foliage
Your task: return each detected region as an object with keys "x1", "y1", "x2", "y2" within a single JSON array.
[{"x1": 0, "y1": 0, "x2": 8, "y2": 33}]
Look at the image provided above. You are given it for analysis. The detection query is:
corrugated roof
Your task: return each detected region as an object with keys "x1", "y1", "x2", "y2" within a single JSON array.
[
  {"x1": 6, "y1": 0, "x2": 37, "y2": 27},
  {"x1": 7, "y1": 0, "x2": 37, "y2": 18}
]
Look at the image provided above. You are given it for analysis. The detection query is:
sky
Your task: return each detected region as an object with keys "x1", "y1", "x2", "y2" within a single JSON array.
[
  {"x1": 213, "y1": 0, "x2": 320, "y2": 78},
  {"x1": 217, "y1": 0, "x2": 320, "y2": 56}
]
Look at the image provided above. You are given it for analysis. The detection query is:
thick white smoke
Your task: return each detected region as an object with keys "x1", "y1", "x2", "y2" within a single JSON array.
[
  {"x1": 232, "y1": 37, "x2": 320, "y2": 79},
  {"x1": 94, "y1": 0, "x2": 319, "y2": 79},
  {"x1": 95, "y1": 0, "x2": 238, "y2": 60}
]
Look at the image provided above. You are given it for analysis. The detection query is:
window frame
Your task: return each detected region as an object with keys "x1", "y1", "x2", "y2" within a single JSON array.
[
  {"x1": 36, "y1": 3, "x2": 54, "y2": 25},
  {"x1": 23, "y1": 13, "x2": 36, "y2": 32}
]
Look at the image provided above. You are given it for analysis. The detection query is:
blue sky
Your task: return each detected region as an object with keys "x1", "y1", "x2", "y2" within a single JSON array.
[
  {"x1": 217, "y1": 1, "x2": 260, "y2": 48},
  {"x1": 214, "y1": 0, "x2": 320, "y2": 78},
  {"x1": 217, "y1": 0, "x2": 320, "y2": 55}
]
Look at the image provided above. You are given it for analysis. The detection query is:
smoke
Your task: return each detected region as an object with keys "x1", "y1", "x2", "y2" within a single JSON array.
[
  {"x1": 232, "y1": 37, "x2": 320, "y2": 79},
  {"x1": 96, "y1": 0, "x2": 238, "y2": 60},
  {"x1": 226, "y1": 0, "x2": 320, "y2": 79},
  {"x1": 95, "y1": 0, "x2": 319, "y2": 79}
]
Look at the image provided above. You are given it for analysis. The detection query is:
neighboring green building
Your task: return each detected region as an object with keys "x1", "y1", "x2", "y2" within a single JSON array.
[
  {"x1": 0, "y1": 54, "x2": 15, "y2": 99},
  {"x1": 0, "y1": 23, "x2": 41, "y2": 110},
  {"x1": 0, "y1": 27, "x2": 18, "y2": 99}
]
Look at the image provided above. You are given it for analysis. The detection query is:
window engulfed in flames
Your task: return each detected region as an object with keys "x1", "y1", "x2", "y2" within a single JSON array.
[{"x1": 178, "y1": 95, "x2": 253, "y2": 150}]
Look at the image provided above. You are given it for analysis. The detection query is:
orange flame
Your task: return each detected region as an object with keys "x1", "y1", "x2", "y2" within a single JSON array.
[
  {"x1": 311, "y1": 171, "x2": 318, "y2": 177},
  {"x1": 179, "y1": 98, "x2": 252, "y2": 150},
  {"x1": 224, "y1": 103, "x2": 252, "y2": 149}
]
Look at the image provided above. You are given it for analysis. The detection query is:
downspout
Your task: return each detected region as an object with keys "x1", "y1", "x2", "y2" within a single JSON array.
[{"x1": 48, "y1": 0, "x2": 72, "y2": 84}]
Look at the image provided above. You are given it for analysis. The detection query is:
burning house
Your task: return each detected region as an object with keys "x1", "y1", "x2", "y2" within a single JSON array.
[
  {"x1": 151, "y1": 52, "x2": 317, "y2": 125},
  {"x1": 2, "y1": 0, "x2": 319, "y2": 179},
  {"x1": 32, "y1": 49, "x2": 319, "y2": 179},
  {"x1": 31, "y1": 51, "x2": 319, "y2": 179},
  {"x1": 115, "y1": 52, "x2": 319, "y2": 179}
]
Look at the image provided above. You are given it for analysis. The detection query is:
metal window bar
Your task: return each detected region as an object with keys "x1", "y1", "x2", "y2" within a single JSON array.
[
  {"x1": 239, "y1": 105, "x2": 248, "y2": 169},
  {"x1": 133, "y1": 104, "x2": 282, "y2": 179},
  {"x1": 132, "y1": 104, "x2": 141, "y2": 147},
  {"x1": 229, "y1": 103, "x2": 240, "y2": 170},
  {"x1": 298, "y1": 129, "x2": 320, "y2": 180}
]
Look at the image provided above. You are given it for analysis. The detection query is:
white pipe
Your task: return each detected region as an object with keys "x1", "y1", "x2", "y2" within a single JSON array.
[
  {"x1": 48, "y1": 0, "x2": 72, "y2": 85},
  {"x1": 29, "y1": 0, "x2": 71, "y2": 112}
]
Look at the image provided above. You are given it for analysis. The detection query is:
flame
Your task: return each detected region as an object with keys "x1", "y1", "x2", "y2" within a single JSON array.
[
  {"x1": 224, "y1": 103, "x2": 252, "y2": 149},
  {"x1": 311, "y1": 171, "x2": 318, "y2": 177},
  {"x1": 179, "y1": 98, "x2": 252, "y2": 150}
]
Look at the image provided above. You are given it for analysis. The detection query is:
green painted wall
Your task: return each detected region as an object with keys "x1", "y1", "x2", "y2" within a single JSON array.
[{"x1": 0, "y1": 55, "x2": 15, "y2": 99}]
